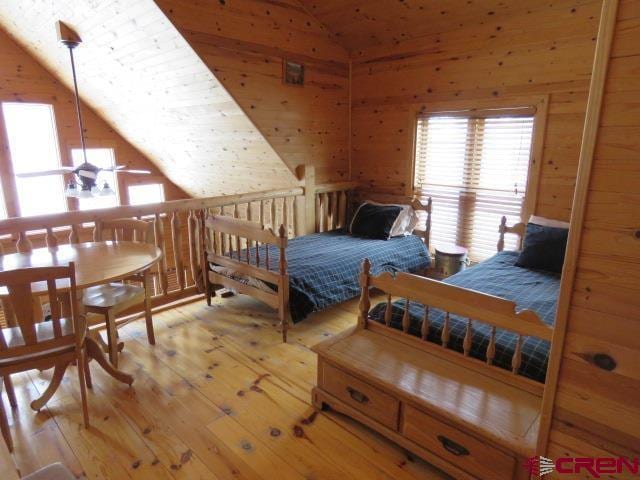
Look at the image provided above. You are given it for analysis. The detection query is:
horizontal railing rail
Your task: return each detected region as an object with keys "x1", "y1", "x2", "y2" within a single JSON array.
[{"x1": 0, "y1": 166, "x2": 361, "y2": 328}]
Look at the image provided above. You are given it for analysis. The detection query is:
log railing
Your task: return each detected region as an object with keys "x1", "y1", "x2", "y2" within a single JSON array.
[{"x1": 0, "y1": 165, "x2": 358, "y2": 326}]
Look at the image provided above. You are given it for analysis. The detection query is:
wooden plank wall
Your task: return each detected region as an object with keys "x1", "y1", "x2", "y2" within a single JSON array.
[
  {"x1": 0, "y1": 26, "x2": 188, "y2": 212},
  {"x1": 350, "y1": 0, "x2": 602, "y2": 221},
  {"x1": 156, "y1": 0, "x2": 351, "y2": 184},
  {"x1": 548, "y1": 0, "x2": 640, "y2": 465}
]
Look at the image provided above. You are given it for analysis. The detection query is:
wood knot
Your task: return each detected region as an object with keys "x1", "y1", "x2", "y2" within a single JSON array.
[
  {"x1": 634, "y1": 230, "x2": 640, "y2": 239},
  {"x1": 592, "y1": 353, "x2": 617, "y2": 371},
  {"x1": 270, "y1": 427, "x2": 281, "y2": 437},
  {"x1": 241, "y1": 440, "x2": 252, "y2": 451}
]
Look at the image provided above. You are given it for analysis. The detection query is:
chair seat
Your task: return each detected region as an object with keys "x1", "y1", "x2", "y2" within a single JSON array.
[
  {"x1": 1, "y1": 318, "x2": 74, "y2": 349},
  {"x1": 0, "y1": 318, "x2": 75, "y2": 366},
  {"x1": 83, "y1": 283, "x2": 145, "y2": 309}
]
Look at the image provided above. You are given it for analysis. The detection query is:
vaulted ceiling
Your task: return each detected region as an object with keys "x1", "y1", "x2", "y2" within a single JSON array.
[
  {"x1": 0, "y1": 0, "x2": 298, "y2": 197},
  {"x1": 0, "y1": 0, "x2": 569, "y2": 199},
  {"x1": 297, "y1": 0, "x2": 563, "y2": 52}
]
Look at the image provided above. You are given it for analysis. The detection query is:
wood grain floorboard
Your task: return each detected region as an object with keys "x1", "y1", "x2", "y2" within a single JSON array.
[{"x1": 1, "y1": 295, "x2": 449, "y2": 479}]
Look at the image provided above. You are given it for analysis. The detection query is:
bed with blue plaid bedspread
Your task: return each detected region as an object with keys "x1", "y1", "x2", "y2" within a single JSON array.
[
  {"x1": 211, "y1": 229, "x2": 430, "y2": 323},
  {"x1": 369, "y1": 251, "x2": 559, "y2": 383}
]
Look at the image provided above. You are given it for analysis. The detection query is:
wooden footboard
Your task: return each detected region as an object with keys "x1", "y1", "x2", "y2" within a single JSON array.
[
  {"x1": 204, "y1": 215, "x2": 290, "y2": 342},
  {"x1": 358, "y1": 259, "x2": 553, "y2": 395}
]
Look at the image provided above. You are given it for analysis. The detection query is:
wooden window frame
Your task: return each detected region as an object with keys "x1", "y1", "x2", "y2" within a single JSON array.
[{"x1": 409, "y1": 95, "x2": 549, "y2": 224}]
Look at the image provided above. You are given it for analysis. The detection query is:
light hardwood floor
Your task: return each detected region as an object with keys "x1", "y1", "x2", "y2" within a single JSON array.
[{"x1": 2, "y1": 295, "x2": 448, "y2": 479}]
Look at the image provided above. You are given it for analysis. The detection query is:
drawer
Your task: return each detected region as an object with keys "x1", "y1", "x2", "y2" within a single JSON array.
[
  {"x1": 402, "y1": 405, "x2": 515, "y2": 480},
  {"x1": 320, "y1": 362, "x2": 399, "y2": 430}
]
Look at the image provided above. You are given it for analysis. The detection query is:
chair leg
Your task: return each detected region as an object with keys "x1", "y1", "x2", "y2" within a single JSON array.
[
  {"x1": 3, "y1": 376, "x2": 17, "y2": 409},
  {"x1": 84, "y1": 351, "x2": 93, "y2": 390},
  {"x1": 143, "y1": 270, "x2": 155, "y2": 345},
  {"x1": 105, "y1": 310, "x2": 119, "y2": 369},
  {"x1": 76, "y1": 349, "x2": 90, "y2": 429},
  {"x1": 0, "y1": 385, "x2": 13, "y2": 453}
]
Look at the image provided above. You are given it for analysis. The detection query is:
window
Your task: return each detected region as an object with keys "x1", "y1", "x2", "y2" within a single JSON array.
[
  {"x1": 414, "y1": 111, "x2": 534, "y2": 261},
  {"x1": 2, "y1": 103, "x2": 66, "y2": 217},
  {"x1": 128, "y1": 183, "x2": 164, "y2": 206},
  {"x1": 71, "y1": 148, "x2": 119, "y2": 210},
  {"x1": 0, "y1": 184, "x2": 6, "y2": 220}
]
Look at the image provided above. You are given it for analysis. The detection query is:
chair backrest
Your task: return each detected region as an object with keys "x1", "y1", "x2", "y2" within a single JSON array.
[
  {"x1": 0, "y1": 263, "x2": 83, "y2": 358},
  {"x1": 94, "y1": 218, "x2": 154, "y2": 244}
]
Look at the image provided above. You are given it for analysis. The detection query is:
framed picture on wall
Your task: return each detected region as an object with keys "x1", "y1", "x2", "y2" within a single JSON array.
[{"x1": 283, "y1": 59, "x2": 304, "y2": 86}]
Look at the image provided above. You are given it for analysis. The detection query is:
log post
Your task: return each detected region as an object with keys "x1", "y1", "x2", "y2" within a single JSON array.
[{"x1": 297, "y1": 165, "x2": 316, "y2": 235}]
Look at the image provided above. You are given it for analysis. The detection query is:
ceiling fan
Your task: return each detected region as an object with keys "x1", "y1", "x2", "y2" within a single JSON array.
[
  {"x1": 17, "y1": 163, "x2": 151, "y2": 198},
  {"x1": 16, "y1": 21, "x2": 151, "y2": 199}
]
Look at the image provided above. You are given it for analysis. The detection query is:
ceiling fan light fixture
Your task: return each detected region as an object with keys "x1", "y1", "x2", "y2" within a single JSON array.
[
  {"x1": 100, "y1": 182, "x2": 116, "y2": 197},
  {"x1": 78, "y1": 187, "x2": 93, "y2": 199},
  {"x1": 65, "y1": 182, "x2": 79, "y2": 198}
]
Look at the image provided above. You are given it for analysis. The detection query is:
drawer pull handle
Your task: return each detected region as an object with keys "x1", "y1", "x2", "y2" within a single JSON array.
[
  {"x1": 346, "y1": 386, "x2": 369, "y2": 404},
  {"x1": 437, "y1": 435, "x2": 470, "y2": 457}
]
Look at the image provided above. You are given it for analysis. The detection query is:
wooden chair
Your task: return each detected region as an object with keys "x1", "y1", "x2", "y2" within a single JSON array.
[
  {"x1": 0, "y1": 263, "x2": 90, "y2": 452},
  {"x1": 84, "y1": 218, "x2": 155, "y2": 368}
]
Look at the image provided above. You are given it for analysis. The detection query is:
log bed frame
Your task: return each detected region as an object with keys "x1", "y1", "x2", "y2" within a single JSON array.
[
  {"x1": 312, "y1": 220, "x2": 554, "y2": 480},
  {"x1": 202, "y1": 169, "x2": 432, "y2": 342}
]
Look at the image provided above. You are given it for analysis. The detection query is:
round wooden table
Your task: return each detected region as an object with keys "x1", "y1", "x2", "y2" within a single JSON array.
[
  {"x1": 0, "y1": 241, "x2": 161, "y2": 292},
  {"x1": 0, "y1": 241, "x2": 162, "y2": 407}
]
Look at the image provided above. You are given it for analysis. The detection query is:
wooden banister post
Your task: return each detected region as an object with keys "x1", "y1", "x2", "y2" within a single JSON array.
[
  {"x1": 278, "y1": 224, "x2": 290, "y2": 343},
  {"x1": 497, "y1": 216, "x2": 507, "y2": 252},
  {"x1": 297, "y1": 165, "x2": 316, "y2": 234},
  {"x1": 358, "y1": 258, "x2": 371, "y2": 329}
]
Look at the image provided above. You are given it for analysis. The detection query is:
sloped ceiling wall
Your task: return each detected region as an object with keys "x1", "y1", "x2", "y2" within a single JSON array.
[
  {"x1": 155, "y1": 0, "x2": 351, "y2": 183},
  {"x1": 297, "y1": 0, "x2": 563, "y2": 52},
  {"x1": 0, "y1": 0, "x2": 298, "y2": 197}
]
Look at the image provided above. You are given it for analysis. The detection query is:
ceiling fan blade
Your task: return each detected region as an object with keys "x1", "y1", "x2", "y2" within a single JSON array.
[
  {"x1": 116, "y1": 169, "x2": 152, "y2": 174},
  {"x1": 15, "y1": 168, "x2": 75, "y2": 178}
]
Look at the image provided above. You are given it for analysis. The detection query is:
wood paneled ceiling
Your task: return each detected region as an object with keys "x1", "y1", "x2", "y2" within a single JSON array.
[
  {"x1": 0, "y1": 0, "x2": 297, "y2": 197},
  {"x1": 297, "y1": 0, "x2": 569, "y2": 51}
]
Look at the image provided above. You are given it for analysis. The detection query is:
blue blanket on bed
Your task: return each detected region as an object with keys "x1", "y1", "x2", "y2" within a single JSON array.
[
  {"x1": 369, "y1": 251, "x2": 559, "y2": 383},
  {"x1": 212, "y1": 229, "x2": 430, "y2": 323}
]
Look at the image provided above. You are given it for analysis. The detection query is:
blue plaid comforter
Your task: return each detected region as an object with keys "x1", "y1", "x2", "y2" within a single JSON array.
[
  {"x1": 369, "y1": 251, "x2": 559, "y2": 383},
  {"x1": 212, "y1": 230, "x2": 430, "y2": 323}
]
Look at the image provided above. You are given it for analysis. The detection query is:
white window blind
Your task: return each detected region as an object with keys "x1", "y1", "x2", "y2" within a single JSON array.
[{"x1": 414, "y1": 112, "x2": 534, "y2": 261}]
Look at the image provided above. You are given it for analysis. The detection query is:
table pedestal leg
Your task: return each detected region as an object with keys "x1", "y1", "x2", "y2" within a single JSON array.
[
  {"x1": 31, "y1": 362, "x2": 69, "y2": 411},
  {"x1": 85, "y1": 335, "x2": 133, "y2": 386},
  {"x1": 63, "y1": 292, "x2": 134, "y2": 387}
]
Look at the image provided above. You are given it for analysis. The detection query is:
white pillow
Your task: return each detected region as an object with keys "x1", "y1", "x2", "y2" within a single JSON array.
[
  {"x1": 352, "y1": 201, "x2": 418, "y2": 237},
  {"x1": 528, "y1": 215, "x2": 570, "y2": 229}
]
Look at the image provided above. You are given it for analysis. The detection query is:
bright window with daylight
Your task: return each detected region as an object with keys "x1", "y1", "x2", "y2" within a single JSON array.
[
  {"x1": 2, "y1": 102, "x2": 66, "y2": 217},
  {"x1": 128, "y1": 183, "x2": 165, "y2": 206},
  {"x1": 414, "y1": 111, "x2": 534, "y2": 261},
  {"x1": 0, "y1": 183, "x2": 7, "y2": 220},
  {"x1": 72, "y1": 148, "x2": 119, "y2": 210}
]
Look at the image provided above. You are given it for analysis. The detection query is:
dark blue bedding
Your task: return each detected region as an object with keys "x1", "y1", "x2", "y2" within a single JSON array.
[
  {"x1": 369, "y1": 251, "x2": 559, "y2": 383},
  {"x1": 211, "y1": 229, "x2": 431, "y2": 323}
]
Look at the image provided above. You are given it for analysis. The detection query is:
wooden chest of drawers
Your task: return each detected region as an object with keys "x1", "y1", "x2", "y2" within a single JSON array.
[{"x1": 312, "y1": 329, "x2": 541, "y2": 480}]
